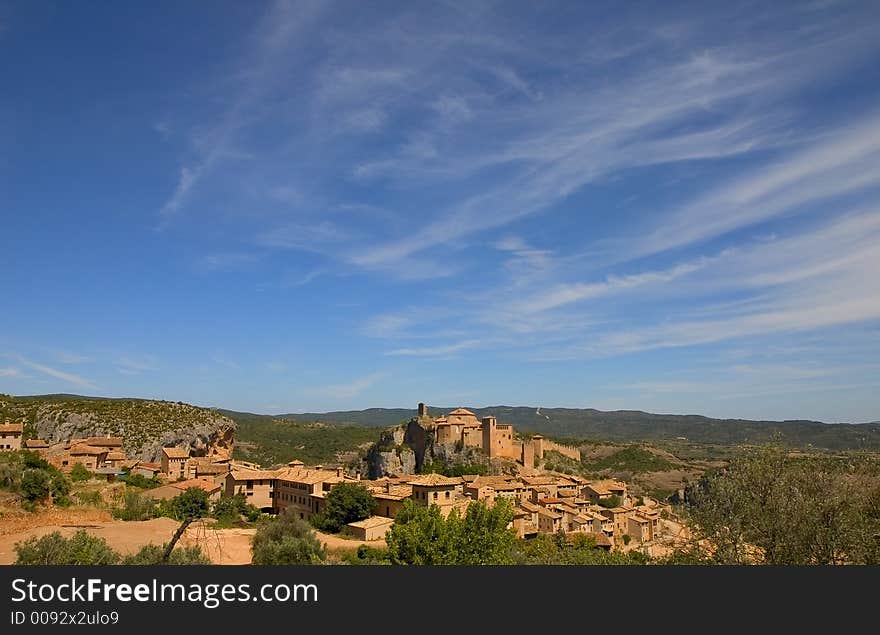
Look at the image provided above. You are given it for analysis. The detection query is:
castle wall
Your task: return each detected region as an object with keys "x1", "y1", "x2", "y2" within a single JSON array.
[{"x1": 541, "y1": 440, "x2": 581, "y2": 462}]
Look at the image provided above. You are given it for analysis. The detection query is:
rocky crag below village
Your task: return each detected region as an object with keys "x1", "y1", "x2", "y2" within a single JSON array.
[
  {"x1": 0, "y1": 394, "x2": 234, "y2": 462},
  {"x1": 361, "y1": 419, "x2": 492, "y2": 478}
]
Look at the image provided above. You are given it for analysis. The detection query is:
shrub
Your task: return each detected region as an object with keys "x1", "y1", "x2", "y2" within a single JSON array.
[
  {"x1": 386, "y1": 499, "x2": 516, "y2": 565},
  {"x1": 311, "y1": 483, "x2": 375, "y2": 533},
  {"x1": 20, "y1": 468, "x2": 51, "y2": 503},
  {"x1": 122, "y1": 544, "x2": 211, "y2": 565},
  {"x1": 123, "y1": 472, "x2": 161, "y2": 489},
  {"x1": 14, "y1": 530, "x2": 121, "y2": 565},
  {"x1": 77, "y1": 490, "x2": 103, "y2": 507},
  {"x1": 212, "y1": 493, "x2": 261, "y2": 524},
  {"x1": 251, "y1": 509, "x2": 326, "y2": 565},
  {"x1": 113, "y1": 490, "x2": 156, "y2": 521},
  {"x1": 50, "y1": 472, "x2": 72, "y2": 507},
  {"x1": 70, "y1": 463, "x2": 93, "y2": 482}
]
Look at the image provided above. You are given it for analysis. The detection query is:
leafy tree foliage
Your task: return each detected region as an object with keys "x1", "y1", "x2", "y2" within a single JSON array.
[
  {"x1": 341, "y1": 544, "x2": 391, "y2": 565},
  {"x1": 212, "y1": 493, "x2": 262, "y2": 524},
  {"x1": 312, "y1": 483, "x2": 375, "y2": 533},
  {"x1": 386, "y1": 499, "x2": 516, "y2": 565},
  {"x1": 69, "y1": 462, "x2": 93, "y2": 482},
  {"x1": 113, "y1": 490, "x2": 157, "y2": 521},
  {"x1": 15, "y1": 530, "x2": 120, "y2": 565},
  {"x1": 511, "y1": 532, "x2": 650, "y2": 565},
  {"x1": 20, "y1": 468, "x2": 51, "y2": 502},
  {"x1": 251, "y1": 509, "x2": 327, "y2": 565},
  {"x1": 122, "y1": 472, "x2": 161, "y2": 489},
  {"x1": 122, "y1": 544, "x2": 211, "y2": 565},
  {"x1": 677, "y1": 446, "x2": 880, "y2": 564}
]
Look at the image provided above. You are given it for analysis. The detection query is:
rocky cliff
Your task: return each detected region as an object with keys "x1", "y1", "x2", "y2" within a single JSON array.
[
  {"x1": 362, "y1": 418, "x2": 492, "y2": 478},
  {"x1": 0, "y1": 394, "x2": 235, "y2": 462}
]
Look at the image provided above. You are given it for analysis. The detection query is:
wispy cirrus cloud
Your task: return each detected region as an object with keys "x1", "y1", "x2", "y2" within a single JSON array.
[
  {"x1": 54, "y1": 350, "x2": 90, "y2": 364},
  {"x1": 116, "y1": 356, "x2": 158, "y2": 375},
  {"x1": 314, "y1": 372, "x2": 386, "y2": 399},
  {"x1": 16, "y1": 356, "x2": 97, "y2": 390},
  {"x1": 385, "y1": 340, "x2": 480, "y2": 358}
]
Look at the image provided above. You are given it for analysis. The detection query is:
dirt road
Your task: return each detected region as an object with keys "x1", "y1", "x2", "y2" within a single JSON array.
[{"x1": 0, "y1": 516, "x2": 385, "y2": 565}]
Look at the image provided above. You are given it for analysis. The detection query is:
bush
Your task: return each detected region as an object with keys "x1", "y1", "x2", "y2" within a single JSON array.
[
  {"x1": 70, "y1": 463, "x2": 93, "y2": 482},
  {"x1": 77, "y1": 490, "x2": 103, "y2": 507},
  {"x1": 20, "y1": 468, "x2": 51, "y2": 503},
  {"x1": 251, "y1": 509, "x2": 326, "y2": 565},
  {"x1": 157, "y1": 488, "x2": 211, "y2": 522},
  {"x1": 311, "y1": 483, "x2": 375, "y2": 533},
  {"x1": 51, "y1": 472, "x2": 72, "y2": 507},
  {"x1": 386, "y1": 499, "x2": 516, "y2": 565},
  {"x1": 123, "y1": 472, "x2": 162, "y2": 489},
  {"x1": 113, "y1": 490, "x2": 156, "y2": 521},
  {"x1": 14, "y1": 530, "x2": 121, "y2": 565},
  {"x1": 341, "y1": 545, "x2": 391, "y2": 565},
  {"x1": 597, "y1": 495, "x2": 622, "y2": 509},
  {"x1": 212, "y1": 493, "x2": 261, "y2": 524},
  {"x1": 510, "y1": 533, "x2": 650, "y2": 565},
  {"x1": 122, "y1": 544, "x2": 211, "y2": 565}
]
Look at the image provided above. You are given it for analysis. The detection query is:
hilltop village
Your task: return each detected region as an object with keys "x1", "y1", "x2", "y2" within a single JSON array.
[{"x1": 1, "y1": 404, "x2": 674, "y2": 551}]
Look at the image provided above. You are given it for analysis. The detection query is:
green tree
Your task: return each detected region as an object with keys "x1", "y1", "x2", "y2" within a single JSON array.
[
  {"x1": 682, "y1": 446, "x2": 880, "y2": 564},
  {"x1": 159, "y1": 488, "x2": 210, "y2": 563},
  {"x1": 510, "y1": 533, "x2": 650, "y2": 565},
  {"x1": 70, "y1": 463, "x2": 93, "y2": 482},
  {"x1": 251, "y1": 509, "x2": 327, "y2": 565},
  {"x1": 20, "y1": 468, "x2": 51, "y2": 503},
  {"x1": 50, "y1": 472, "x2": 72, "y2": 507},
  {"x1": 312, "y1": 482, "x2": 375, "y2": 533},
  {"x1": 122, "y1": 544, "x2": 211, "y2": 565},
  {"x1": 14, "y1": 530, "x2": 121, "y2": 565},
  {"x1": 113, "y1": 490, "x2": 156, "y2": 521},
  {"x1": 386, "y1": 499, "x2": 516, "y2": 565},
  {"x1": 123, "y1": 472, "x2": 161, "y2": 489},
  {"x1": 213, "y1": 493, "x2": 261, "y2": 524}
]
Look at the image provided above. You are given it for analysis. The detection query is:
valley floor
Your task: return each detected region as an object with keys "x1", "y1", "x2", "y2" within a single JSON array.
[{"x1": 0, "y1": 509, "x2": 382, "y2": 565}]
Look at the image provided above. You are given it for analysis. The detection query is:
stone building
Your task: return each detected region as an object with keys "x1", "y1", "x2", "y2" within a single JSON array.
[{"x1": 0, "y1": 422, "x2": 23, "y2": 452}]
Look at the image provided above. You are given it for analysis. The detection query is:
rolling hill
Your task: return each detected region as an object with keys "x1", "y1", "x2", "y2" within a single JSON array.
[{"x1": 281, "y1": 405, "x2": 880, "y2": 451}]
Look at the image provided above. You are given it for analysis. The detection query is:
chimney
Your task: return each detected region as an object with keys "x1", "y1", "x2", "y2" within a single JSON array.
[
  {"x1": 336, "y1": 466, "x2": 344, "y2": 478},
  {"x1": 385, "y1": 481, "x2": 392, "y2": 493}
]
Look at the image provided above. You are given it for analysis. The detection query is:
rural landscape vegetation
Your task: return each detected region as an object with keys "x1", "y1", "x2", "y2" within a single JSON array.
[{"x1": 1, "y1": 393, "x2": 878, "y2": 566}]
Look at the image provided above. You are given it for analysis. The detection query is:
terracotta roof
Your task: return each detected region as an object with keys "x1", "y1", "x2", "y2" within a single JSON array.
[
  {"x1": 592, "y1": 533, "x2": 614, "y2": 547},
  {"x1": 347, "y1": 516, "x2": 394, "y2": 530},
  {"x1": 372, "y1": 485, "x2": 412, "y2": 501},
  {"x1": 274, "y1": 467, "x2": 342, "y2": 485},
  {"x1": 80, "y1": 437, "x2": 123, "y2": 447},
  {"x1": 434, "y1": 416, "x2": 448, "y2": 423},
  {"x1": 409, "y1": 473, "x2": 460, "y2": 487},
  {"x1": 162, "y1": 446, "x2": 190, "y2": 459},
  {"x1": 135, "y1": 462, "x2": 161, "y2": 471},
  {"x1": 105, "y1": 451, "x2": 127, "y2": 461},
  {"x1": 94, "y1": 467, "x2": 124, "y2": 475},
  {"x1": 24, "y1": 439, "x2": 49, "y2": 448},
  {"x1": 537, "y1": 507, "x2": 562, "y2": 519},
  {"x1": 519, "y1": 500, "x2": 541, "y2": 513},
  {"x1": 447, "y1": 408, "x2": 476, "y2": 416},
  {"x1": 0, "y1": 423, "x2": 23, "y2": 433},
  {"x1": 172, "y1": 478, "x2": 222, "y2": 493},
  {"x1": 69, "y1": 444, "x2": 108, "y2": 456},
  {"x1": 228, "y1": 467, "x2": 278, "y2": 480}
]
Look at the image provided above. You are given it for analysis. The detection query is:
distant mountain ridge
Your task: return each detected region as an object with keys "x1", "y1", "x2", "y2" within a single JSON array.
[
  {"x1": 7, "y1": 396, "x2": 878, "y2": 452},
  {"x1": 281, "y1": 406, "x2": 880, "y2": 451}
]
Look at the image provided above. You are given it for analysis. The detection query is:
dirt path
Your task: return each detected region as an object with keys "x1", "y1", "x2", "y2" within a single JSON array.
[{"x1": 0, "y1": 516, "x2": 385, "y2": 565}]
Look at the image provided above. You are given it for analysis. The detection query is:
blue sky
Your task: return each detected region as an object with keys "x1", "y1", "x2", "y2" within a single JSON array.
[{"x1": 2, "y1": 1, "x2": 880, "y2": 421}]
